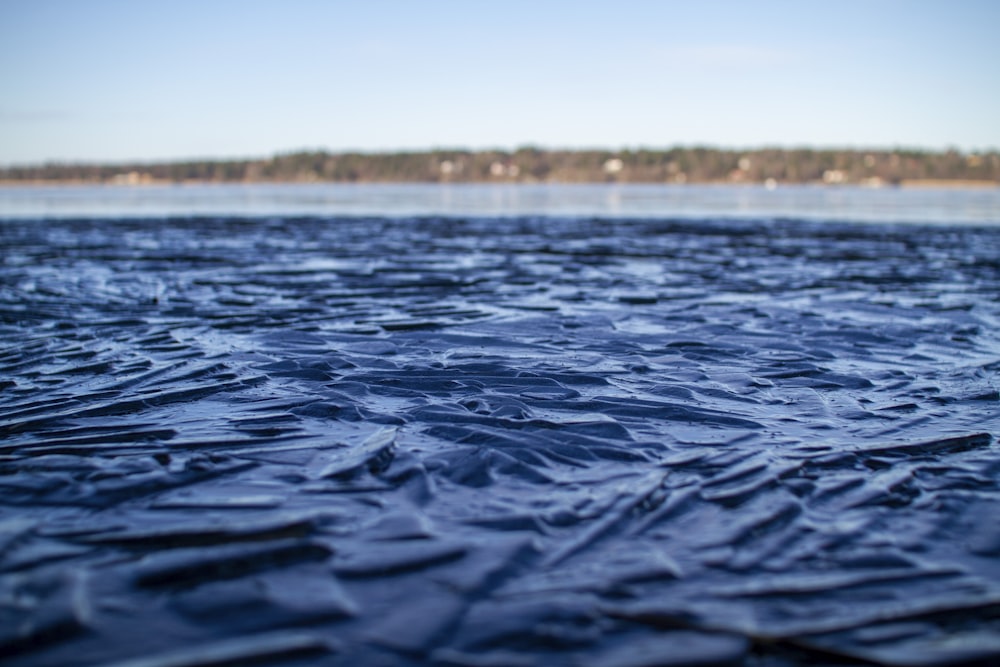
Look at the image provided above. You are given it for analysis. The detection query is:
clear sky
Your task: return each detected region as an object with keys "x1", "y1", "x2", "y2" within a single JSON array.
[{"x1": 1, "y1": 0, "x2": 998, "y2": 165}]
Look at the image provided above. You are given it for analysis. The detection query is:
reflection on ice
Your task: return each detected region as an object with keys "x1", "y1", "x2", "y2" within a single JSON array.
[{"x1": 1, "y1": 182, "x2": 1000, "y2": 223}]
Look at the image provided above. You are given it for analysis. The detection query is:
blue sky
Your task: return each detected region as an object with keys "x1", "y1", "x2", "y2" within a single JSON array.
[{"x1": 1, "y1": 0, "x2": 998, "y2": 165}]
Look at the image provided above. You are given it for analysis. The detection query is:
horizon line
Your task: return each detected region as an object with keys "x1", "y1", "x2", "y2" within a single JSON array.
[{"x1": 5, "y1": 143, "x2": 1000, "y2": 169}]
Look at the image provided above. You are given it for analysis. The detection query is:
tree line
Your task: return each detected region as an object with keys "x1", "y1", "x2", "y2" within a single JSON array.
[{"x1": 3, "y1": 147, "x2": 998, "y2": 186}]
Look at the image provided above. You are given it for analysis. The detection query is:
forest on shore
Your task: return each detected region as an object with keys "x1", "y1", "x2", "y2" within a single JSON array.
[{"x1": 3, "y1": 147, "x2": 998, "y2": 187}]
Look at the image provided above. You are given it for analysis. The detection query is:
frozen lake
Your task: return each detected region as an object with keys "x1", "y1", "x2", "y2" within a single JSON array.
[
  {"x1": 2, "y1": 190, "x2": 999, "y2": 666},
  {"x1": 2, "y1": 182, "x2": 999, "y2": 223}
]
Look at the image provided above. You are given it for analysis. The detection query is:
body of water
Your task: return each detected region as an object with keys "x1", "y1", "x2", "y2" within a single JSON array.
[
  {"x1": 2, "y1": 187, "x2": 999, "y2": 666},
  {"x1": 2, "y1": 182, "x2": 1000, "y2": 223}
]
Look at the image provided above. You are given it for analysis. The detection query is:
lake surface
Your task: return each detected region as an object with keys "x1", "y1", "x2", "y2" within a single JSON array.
[
  {"x1": 2, "y1": 182, "x2": 1000, "y2": 223},
  {"x1": 2, "y1": 187, "x2": 999, "y2": 666}
]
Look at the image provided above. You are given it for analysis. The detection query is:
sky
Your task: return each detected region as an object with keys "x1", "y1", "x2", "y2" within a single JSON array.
[{"x1": 1, "y1": 0, "x2": 998, "y2": 166}]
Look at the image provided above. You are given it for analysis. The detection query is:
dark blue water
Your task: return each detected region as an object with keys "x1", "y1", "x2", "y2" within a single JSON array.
[{"x1": 1, "y1": 212, "x2": 999, "y2": 666}]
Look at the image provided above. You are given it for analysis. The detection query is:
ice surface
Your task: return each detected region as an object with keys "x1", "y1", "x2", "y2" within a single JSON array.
[{"x1": 1, "y1": 215, "x2": 999, "y2": 666}]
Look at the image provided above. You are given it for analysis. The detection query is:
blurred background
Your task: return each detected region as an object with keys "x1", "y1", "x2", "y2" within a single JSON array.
[{"x1": 2, "y1": 0, "x2": 998, "y2": 167}]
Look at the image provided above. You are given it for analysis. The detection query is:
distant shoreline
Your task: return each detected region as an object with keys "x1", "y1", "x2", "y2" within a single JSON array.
[
  {"x1": 2, "y1": 179, "x2": 997, "y2": 190},
  {"x1": 3, "y1": 148, "x2": 997, "y2": 189}
]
